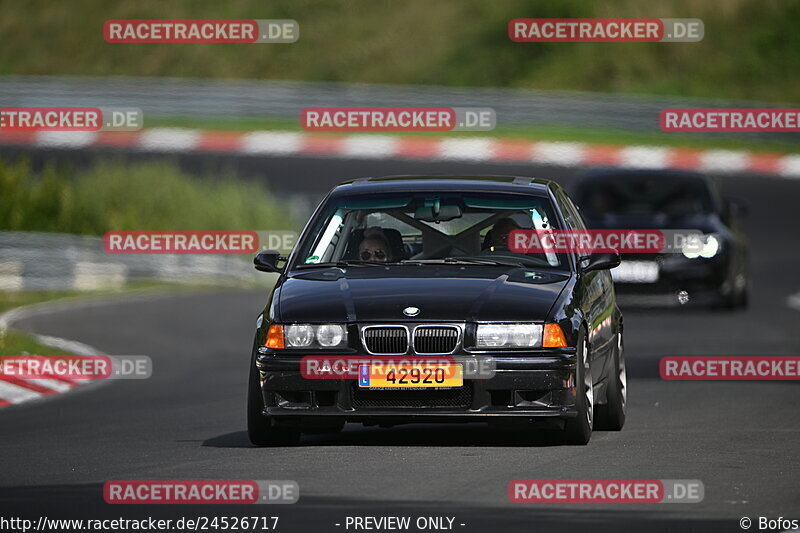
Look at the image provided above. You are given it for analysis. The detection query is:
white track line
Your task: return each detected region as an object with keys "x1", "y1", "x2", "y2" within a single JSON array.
[
  {"x1": 31, "y1": 334, "x2": 102, "y2": 356},
  {"x1": 0, "y1": 299, "x2": 106, "y2": 408},
  {"x1": 436, "y1": 138, "x2": 495, "y2": 161},
  {"x1": 779, "y1": 155, "x2": 800, "y2": 178},
  {"x1": 36, "y1": 131, "x2": 98, "y2": 148},
  {"x1": 0, "y1": 381, "x2": 43, "y2": 403},
  {"x1": 531, "y1": 142, "x2": 586, "y2": 166},
  {"x1": 23, "y1": 378, "x2": 74, "y2": 393},
  {"x1": 619, "y1": 145, "x2": 670, "y2": 169},
  {"x1": 700, "y1": 150, "x2": 748, "y2": 173},
  {"x1": 341, "y1": 135, "x2": 399, "y2": 159},
  {"x1": 138, "y1": 128, "x2": 200, "y2": 152},
  {"x1": 0, "y1": 289, "x2": 174, "y2": 409},
  {"x1": 240, "y1": 131, "x2": 303, "y2": 155}
]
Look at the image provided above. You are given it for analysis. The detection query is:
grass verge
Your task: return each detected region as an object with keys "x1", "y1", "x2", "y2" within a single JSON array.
[{"x1": 0, "y1": 159, "x2": 292, "y2": 235}]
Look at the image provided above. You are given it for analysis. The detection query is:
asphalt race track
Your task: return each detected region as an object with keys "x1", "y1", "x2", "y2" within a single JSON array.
[{"x1": 1, "y1": 154, "x2": 799, "y2": 532}]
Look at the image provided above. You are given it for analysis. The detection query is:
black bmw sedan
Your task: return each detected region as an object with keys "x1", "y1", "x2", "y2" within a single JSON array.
[
  {"x1": 248, "y1": 176, "x2": 626, "y2": 446},
  {"x1": 570, "y1": 169, "x2": 749, "y2": 308}
]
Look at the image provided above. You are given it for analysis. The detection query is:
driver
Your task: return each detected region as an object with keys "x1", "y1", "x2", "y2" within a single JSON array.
[{"x1": 358, "y1": 227, "x2": 393, "y2": 263}]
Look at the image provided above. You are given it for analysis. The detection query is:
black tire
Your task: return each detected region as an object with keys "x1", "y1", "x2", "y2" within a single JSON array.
[
  {"x1": 735, "y1": 281, "x2": 749, "y2": 309},
  {"x1": 247, "y1": 356, "x2": 301, "y2": 447},
  {"x1": 595, "y1": 332, "x2": 627, "y2": 431},
  {"x1": 721, "y1": 278, "x2": 749, "y2": 310},
  {"x1": 563, "y1": 331, "x2": 593, "y2": 445},
  {"x1": 721, "y1": 291, "x2": 738, "y2": 310}
]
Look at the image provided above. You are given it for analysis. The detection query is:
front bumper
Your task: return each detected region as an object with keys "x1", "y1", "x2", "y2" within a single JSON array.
[
  {"x1": 614, "y1": 253, "x2": 736, "y2": 306},
  {"x1": 255, "y1": 351, "x2": 579, "y2": 427}
]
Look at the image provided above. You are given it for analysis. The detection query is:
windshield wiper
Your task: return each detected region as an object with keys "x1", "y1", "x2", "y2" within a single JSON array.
[
  {"x1": 402, "y1": 258, "x2": 525, "y2": 268},
  {"x1": 295, "y1": 260, "x2": 387, "y2": 269}
]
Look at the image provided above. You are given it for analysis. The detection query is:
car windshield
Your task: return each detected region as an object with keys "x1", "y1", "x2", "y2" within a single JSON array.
[
  {"x1": 292, "y1": 191, "x2": 567, "y2": 270},
  {"x1": 575, "y1": 175, "x2": 715, "y2": 218}
]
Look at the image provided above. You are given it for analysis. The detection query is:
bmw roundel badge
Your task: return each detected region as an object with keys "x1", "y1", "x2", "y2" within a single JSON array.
[{"x1": 403, "y1": 306, "x2": 421, "y2": 317}]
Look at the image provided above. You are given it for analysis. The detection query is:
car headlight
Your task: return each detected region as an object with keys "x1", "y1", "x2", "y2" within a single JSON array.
[
  {"x1": 316, "y1": 324, "x2": 346, "y2": 347},
  {"x1": 476, "y1": 323, "x2": 542, "y2": 348},
  {"x1": 700, "y1": 234, "x2": 721, "y2": 258},
  {"x1": 682, "y1": 234, "x2": 721, "y2": 259},
  {"x1": 285, "y1": 324, "x2": 314, "y2": 347},
  {"x1": 283, "y1": 324, "x2": 348, "y2": 348}
]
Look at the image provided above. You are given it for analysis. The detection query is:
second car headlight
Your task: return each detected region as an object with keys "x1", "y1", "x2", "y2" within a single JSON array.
[
  {"x1": 285, "y1": 324, "x2": 348, "y2": 348},
  {"x1": 682, "y1": 234, "x2": 722, "y2": 259},
  {"x1": 316, "y1": 324, "x2": 346, "y2": 347},
  {"x1": 476, "y1": 323, "x2": 542, "y2": 348}
]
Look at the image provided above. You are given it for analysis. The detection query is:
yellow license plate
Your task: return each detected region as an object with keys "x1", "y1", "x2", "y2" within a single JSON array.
[{"x1": 358, "y1": 363, "x2": 463, "y2": 388}]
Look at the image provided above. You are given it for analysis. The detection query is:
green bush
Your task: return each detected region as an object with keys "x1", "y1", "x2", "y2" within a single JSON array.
[{"x1": 0, "y1": 159, "x2": 291, "y2": 234}]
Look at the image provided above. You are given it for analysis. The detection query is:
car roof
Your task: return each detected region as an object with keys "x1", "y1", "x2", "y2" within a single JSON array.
[
  {"x1": 330, "y1": 175, "x2": 555, "y2": 197},
  {"x1": 573, "y1": 167, "x2": 709, "y2": 185}
]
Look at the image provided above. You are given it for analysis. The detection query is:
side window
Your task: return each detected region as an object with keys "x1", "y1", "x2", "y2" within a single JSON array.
[
  {"x1": 565, "y1": 194, "x2": 588, "y2": 231},
  {"x1": 556, "y1": 190, "x2": 584, "y2": 231},
  {"x1": 556, "y1": 190, "x2": 597, "y2": 267}
]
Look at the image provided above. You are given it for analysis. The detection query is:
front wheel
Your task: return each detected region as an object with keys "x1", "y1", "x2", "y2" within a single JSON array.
[
  {"x1": 563, "y1": 332, "x2": 593, "y2": 445},
  {"x1": 595, "y1": 332, "x2": 627, "y2": 431},
  {"x1": 247, "y1": 357, "x2": 301, "y2": 447}
]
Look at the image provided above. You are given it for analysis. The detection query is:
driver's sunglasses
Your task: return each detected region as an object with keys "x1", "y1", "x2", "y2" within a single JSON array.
[{"x1": 360, "y1": 249, "x2": 387, "y2": 261}]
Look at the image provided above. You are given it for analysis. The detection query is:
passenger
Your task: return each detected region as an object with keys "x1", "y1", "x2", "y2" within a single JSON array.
[{"x1": 484, "y1": 217, "x2": 520, "y2": 252}]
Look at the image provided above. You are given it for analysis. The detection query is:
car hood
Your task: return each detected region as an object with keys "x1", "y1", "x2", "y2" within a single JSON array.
[{"x1": 277, "y1": 265, "x2": 570, "y2": 323}]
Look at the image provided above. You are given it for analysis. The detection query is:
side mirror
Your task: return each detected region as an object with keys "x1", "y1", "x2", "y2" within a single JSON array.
[
  {"x1": 581, "y1": 252, "x2": 621, "y2": 273},
  {"x1": 254, "y1": 250, "x2": 286, "y2": 273}
]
